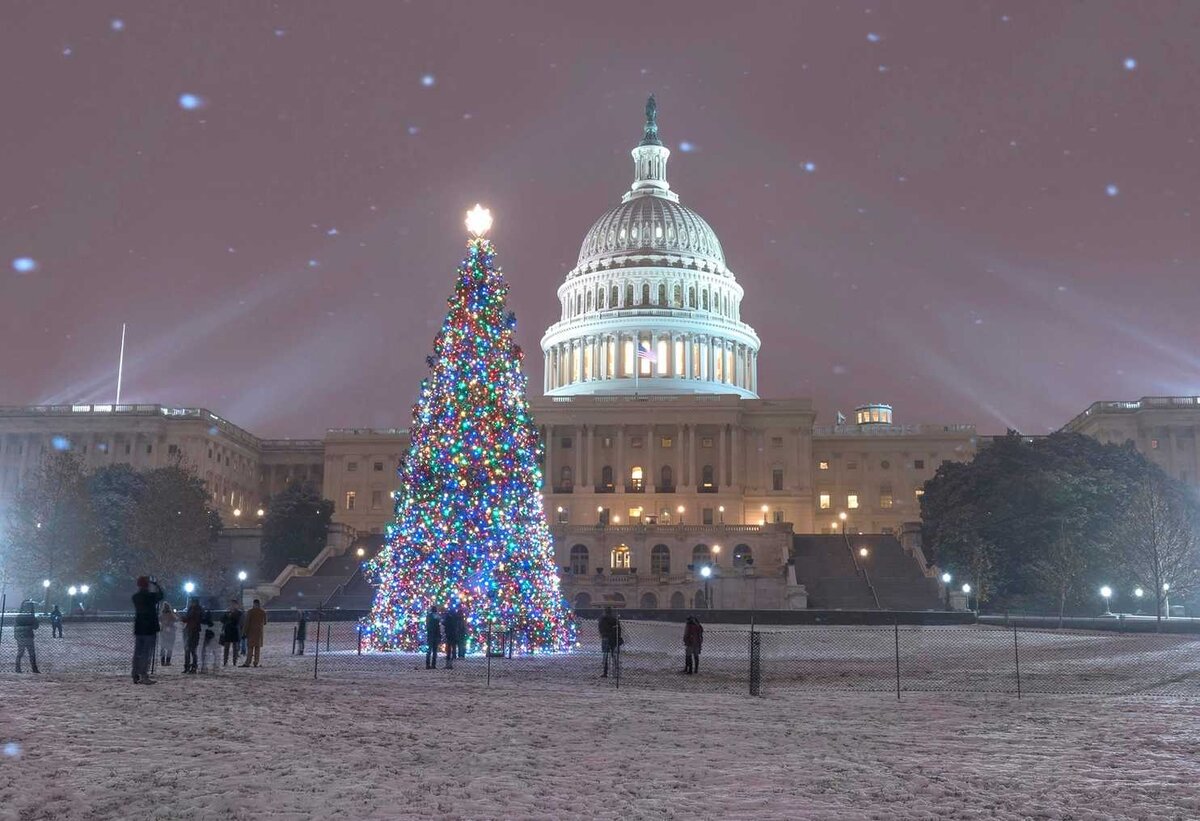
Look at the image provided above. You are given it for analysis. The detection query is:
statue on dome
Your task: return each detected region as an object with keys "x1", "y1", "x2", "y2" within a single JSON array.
[{"x1": 641, "y1": 94, "x2": 661, "y2": 145}]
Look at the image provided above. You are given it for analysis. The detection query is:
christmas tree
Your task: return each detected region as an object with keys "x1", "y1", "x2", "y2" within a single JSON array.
[{"x1": 364, "y1": 205, "x2": 575, "y2": 654}]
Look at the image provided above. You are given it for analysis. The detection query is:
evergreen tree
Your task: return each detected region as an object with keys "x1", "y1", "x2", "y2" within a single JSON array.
[{"x1": 365, "y1": 207, "x2": 574, "y2": 653}]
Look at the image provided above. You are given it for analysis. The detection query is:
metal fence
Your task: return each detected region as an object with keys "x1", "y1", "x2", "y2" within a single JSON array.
[{"x1": 3, "y1": 613, "x2": 1198, "y2": 698}]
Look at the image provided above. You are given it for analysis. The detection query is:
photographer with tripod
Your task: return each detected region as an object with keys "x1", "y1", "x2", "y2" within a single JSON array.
[{"x1": 131, "y1": 576, "x2": 164, "y2": 685}]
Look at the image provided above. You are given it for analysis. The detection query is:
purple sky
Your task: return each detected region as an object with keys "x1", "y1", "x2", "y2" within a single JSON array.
[{"x1": 2, "y1": 2, "x2": 1197, "y2": 437}]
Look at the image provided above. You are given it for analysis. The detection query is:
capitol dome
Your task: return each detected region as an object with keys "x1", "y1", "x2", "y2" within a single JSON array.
[{"x1": 541, "y1": 96, "x2": 760, "y2": 399}]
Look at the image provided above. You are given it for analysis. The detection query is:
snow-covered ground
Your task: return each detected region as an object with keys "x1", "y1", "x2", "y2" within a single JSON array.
[{"x1": 1, "y1": 668, "x2": 1198, "y2": 820}]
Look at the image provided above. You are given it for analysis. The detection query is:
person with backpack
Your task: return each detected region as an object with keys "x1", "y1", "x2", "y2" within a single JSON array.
[
  {"x1": 49, "y1": 605, "x2": 63, "y2": 639},
  {"x1": 683, "y1": 615, "x2": 704, "y2": 674},
  {"x1": 220, "y1": 599, "x2": 242, "y2": 667},
  {"x1": 14, "y1": 602, "x2": 40, "y2": 674},
  {"x1": 180, "y1": 596, "x2": 204, "y2": 674},
  {"x1": 598, "y1": 606, "x2": 622, "y2": 678},
  {"x1": 131, "y1": 576, "x2": 164, "y2": 685}
]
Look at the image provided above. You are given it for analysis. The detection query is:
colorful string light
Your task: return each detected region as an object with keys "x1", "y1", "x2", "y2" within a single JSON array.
[{"x1": 363, "y1": 232, "x2": 575, "y2": 654}]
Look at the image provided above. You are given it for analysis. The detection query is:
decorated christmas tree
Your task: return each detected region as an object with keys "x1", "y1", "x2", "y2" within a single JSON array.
[{"x1": 364, "y1": 205, "x2": 575, "y2": 654}]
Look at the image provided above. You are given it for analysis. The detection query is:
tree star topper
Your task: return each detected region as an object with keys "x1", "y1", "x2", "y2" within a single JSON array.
[{"x1": 465, "y1": 204, "x2": 493, "y2": 237}]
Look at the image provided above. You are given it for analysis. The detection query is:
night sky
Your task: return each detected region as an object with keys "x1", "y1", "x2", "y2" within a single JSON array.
[{"x1": 2, "y1": 2, "x2": 1197, "y2": 437}]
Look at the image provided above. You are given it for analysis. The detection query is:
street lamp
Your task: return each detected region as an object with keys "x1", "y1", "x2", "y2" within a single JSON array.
[
  {"x1": 718, "y1": 505, "x2": 725, "y2": 524},
  {"x1": 761, "y1": 504, "x2": 769, "y2": 525},
  {"x1": 1133, "y1": 587, "x2": 1144, "y2": 615},
  {"x1": 941, "y1": 572, "x2": 952, "y2": 609},
  {"x1": 700, "y1": 565, "x2": 713, "y2": 609},
  {"x1": 858, "y1": 546, "x2": 869, "y2": 558},
  {"x1": 256, "y1": 508, "x2": 264, "y2": 518},
  {"x1": 183, "y1": 581, "x2": 196, "y2": 607},
  {"x1": 237, "y1": 570, "x2": 248, "y2": 602},
  {"x1": 1100, "y1": 585, "x2": 1113, "y2": 616},
  {"x1": 233, "y1": 508, "x2": 242, "y2": 521},
  {"x1": 712, "y1": 544, "x2": 721, "y2": 564},
  {"x1": 838, "y1": 511, "x2": 848, "y2": 534},
  {"x1": 677, "y1": 505, "x2": 685, "y2": 524},
  {"x1": 961, "y1": 582, "x2": 972, "y2": 611},
  {"x1": 356, "y1": 547, "x2": 366, "y2": 558},
  {"x1": 1162, "y1": 582, "x2": 1171, "y2": 619}
]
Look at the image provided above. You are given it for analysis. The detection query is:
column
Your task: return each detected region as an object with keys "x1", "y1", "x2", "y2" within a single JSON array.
[
  {"x1": 647, "y1": 425, "x2": 656, "y2": 493},
  {"x1": 616, "y1": 424, "x2": 625, "y2": 493},
  {"x1": 709, "y1": 337, "x2": 718, "y2": 381},
  {"x1": 719, "y1": 425, "x2": 727, "y2": 487},
  {"x1": 591, "y1": 336, "x2": 600, "y2": 381},
  {"x1": 544, "y1": 425, "x2": 553, "y2": 492},
  {"x1": 730, "y1": 425, "x2": 739, "y2": 487},
  {"x1": 575, "y1": 425, "x2": 584, "y2": 487},
  {"x1": 582, "y1": 426, "x2": 592, "y2": 487},
  {"x1": 689, "y1": 423, "x2": 698, "y2": 489},
  {"x1": 684, "y1": 334, "x2": 693, "y2": 380}
]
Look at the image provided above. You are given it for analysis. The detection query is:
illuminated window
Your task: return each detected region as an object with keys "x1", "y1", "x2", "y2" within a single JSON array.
[
  {"x1": 880, "y1": 485, "x2": 894, "y2": 509},
  {"x1": 611, "y1": 545, "x2": 632, "y2": 569},
  {"x1": 660, "y1": 437, "x2": 673, "y2": 448},
  {"x1": 630, "y1": 466, "x2": 644, "y2": 490},
  {"x1": 656, "y1": 339, "x2": 668, "y2": 375},
  {"x1": 674, "y1": 339, "x2": 684, "y2": 375},
  {"x1": 818, "y1": 461, "x2": 829, "y2": 470},
  {"x1": 915, "y1": 488, "x2": 925, "y2": 500},
  {"x1": 345, "y1": 491, "x2": 356, "y2": 511},
  {"x1": 558, "y1": 507, "x2": 570, "y2": 524},
  {"x1": 622, "y1": 339, "x2": 634, "y2": 376},
  {"x1": 848, "y1": 494, "x2": 859, "y2": 509},
  {"x1": 701, "y1": 437, "x2": 714, "y2": 448},
  {"x1": 819, "y1": 493, "x2": 831, "y2": 509}
]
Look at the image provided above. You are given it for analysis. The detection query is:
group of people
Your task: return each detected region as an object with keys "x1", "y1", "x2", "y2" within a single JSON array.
[
  {"x1": 131, "y1": 577, "x2": 268, "y2": 685},
  {"x1": 597, "y1": 607, "x2": 704, "y2": 677},
  {"x1": 424, "y1": 604, "x2": 468, "y2": 669}
]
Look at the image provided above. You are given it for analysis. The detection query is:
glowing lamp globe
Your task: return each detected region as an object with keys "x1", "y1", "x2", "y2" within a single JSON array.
[
  {"x1": 80, "y1": 585, "x2": 90, "y2": 595},
  {"x1": 237, "y1": 571, "x2": 248, "y2": 582},
  {"x1": 941, "y1": 572, "x2": 952, "y2": 584},
  {"x1": 961, "y1": 583, "x2": 971, "y2": 594},
  {"x1": 700, "y1": 566, "x2": 713, "y2": 579},
  {"x1": 68, "y1": 586, "x2": 78, "y2": 596},
  {"x1": 1134, "y1": 587, "x2": 1144, "y2": 598},
  {"x1": 184, "y1": 581, "x2": 196, "y2": 594},
  {"x1": 1100, "y1": 586, "x2": 1112, "y2": 599},
  {"x1": 465, "y1": 204, "x2": 493, "y2": 237},
  {"x1": 42, "y1": 579, "x2": 51, "y2": 589}
]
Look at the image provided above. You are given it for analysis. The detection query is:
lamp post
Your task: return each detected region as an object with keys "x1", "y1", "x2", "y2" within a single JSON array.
[
  {"x1": 838, "y1": 511, "x2": 847, "y2": 535},
  {"x1": 79, "y1": 584, "x2": 90, "y2": 612},
  {"x1": 677, "y1": 505, "x2": 685, "y2": 525},
  {"x1": 961, "y1": 583, "x2": 972, "y2": 611},
  {"x1": 858, "y1": 546, "x2": 869, "y2": 559},
  {"x1": 761, "y1": 504, "x2": 769, "y2": 525},
  {"x1": 1100, "y1": 585, "x2": 1113, "y2": 616},
  {"x1": 42, "y1": 579, "x2": 50, "y2": 609},
  {"x1": 1162, "y1": 582, "x2": 1171, "y2": 619},
  {"x1": 700, "y1": 564, "x2": 713, "y2": 610},
  {"x1": 718, "y1": 505, "x2": 725, "y2": 525},
  {"x1": 712, "y1": 544, "x2": 721, "y2": 566},
  {"x1": 233, "y1": 508, "x2": 242, "y2": 526},
  {"x1": 1133, "y1": 587, "x2": 1144, "y2": 615},
  {"x1": 256, "y1": 507, "x2": 265, "y2": 519},
  {"x1": 237, "y1": 570, "x2": 248, "y2": 603},
  {"x1": 941, "y1": 572, "x2": 952, "y2": 610},
  {"x1": 183, "y1": 581, "x2": 196, "y2": 609},
  {"x1": 595, "y1": 505, "x2": 604, "y2": 526}
]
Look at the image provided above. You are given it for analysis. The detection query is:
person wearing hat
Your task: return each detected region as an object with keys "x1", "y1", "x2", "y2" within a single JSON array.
[{"x1": 131, "y1": 576, "x2": 164, "y2": 684}]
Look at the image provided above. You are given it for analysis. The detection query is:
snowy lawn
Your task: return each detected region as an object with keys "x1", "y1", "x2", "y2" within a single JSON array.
[{"x1": 1, "y1": 668, "x2": 1198, "y2": 820}]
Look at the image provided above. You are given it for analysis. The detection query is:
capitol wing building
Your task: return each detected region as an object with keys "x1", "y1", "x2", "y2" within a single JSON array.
[{"x1": 3, "y1": 99, "x2": 1198, "y2": 612}]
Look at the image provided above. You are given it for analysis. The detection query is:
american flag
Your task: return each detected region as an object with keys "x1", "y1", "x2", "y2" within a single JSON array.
[{"x1": 637, "y1": 344, "x2": 657, "y2": 362}]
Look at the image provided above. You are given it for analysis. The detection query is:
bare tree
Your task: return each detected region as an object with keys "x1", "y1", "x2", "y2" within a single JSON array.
[{"x1": 1117, "y1": 472, "x2": 1200, "y2": 627}]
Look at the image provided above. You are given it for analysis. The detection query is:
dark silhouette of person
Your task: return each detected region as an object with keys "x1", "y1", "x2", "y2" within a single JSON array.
[
  {"x1": 49, "y1": 605, "x2": 63, "y2": 638},
  {"x1": 295, "y1": 611, "x2": 308, "y2": 655},
  {"x1": 14, "y1": 601, "x2": 40, "y2": 673},
  {"x1": 598, "y1": 606, "x2": 622, "y2": 677},
  {"x1": 683, "y1": 616, "x2": 704, "y2": 674},
  {"x1": 425, "y1": 606, "x2": 442, "y2": 669},
  {"x1": 131, "y1": 576, "x2": 164, "y2": 685}
]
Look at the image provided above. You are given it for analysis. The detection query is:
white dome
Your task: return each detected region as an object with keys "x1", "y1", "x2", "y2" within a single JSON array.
[{"x1": 575, "y1": 196, "x2": 726, "y2": 275}]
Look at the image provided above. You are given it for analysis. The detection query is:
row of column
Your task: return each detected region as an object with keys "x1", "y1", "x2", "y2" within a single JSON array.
[
  {"x1": 541, "y1": 422, "x2": 744, "y2": 491},
  {"x1": 544, "y1": 333, "x2": 757, "y2": 393}
]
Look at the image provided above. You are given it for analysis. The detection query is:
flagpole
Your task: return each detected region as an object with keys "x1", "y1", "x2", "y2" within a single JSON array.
[{"x1": 116, "y1": 323, "x2": 126, "y2": 405}]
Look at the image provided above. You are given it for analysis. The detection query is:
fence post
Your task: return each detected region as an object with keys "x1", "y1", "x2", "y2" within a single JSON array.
[
  {"x1": 357, "y1": 624, "x2": 363, "y2": 656},
  {"x1": 486, "y1": 621, "x2": 492, "y2": 688},
  {"x1": 1013, "y1": 623, "x2": 1022, "y2": 699},
  {"x1": 292, "y1": 625, "x2": 297, "y2": 655},
  {"x1": 313, "y1": 611, "x2": 322, "y2": 680},
  {"x1": 0, "y1": 593, "x2": 6, "y2": 645},
  {"x1": 893, "y1": 620, "x2": 901, "y2": 701},
  {"x1": 325, "y1": 622, "x2": 331, "y2": 652},
  {"x1": 748, "y1": 628, "x2": 762, "y2": 696}
]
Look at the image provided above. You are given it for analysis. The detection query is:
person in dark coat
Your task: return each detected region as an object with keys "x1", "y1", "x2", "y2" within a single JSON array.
[
  {"x1": 683, "y1": 616, "x2": 704, "y2": 674},
  {"x1": 180, "y1": 596, "x2": 204, "y2": 674},
  {"x1": 424, "y1": 606, "x2": 442, "y2": 669},
  {"x1": 220, "y1": 599, "x2": 242, "y2": 666},
  {"x1": 295, "y1": 611, "x2": 308, "y2": 655},
  {"x1": 49, "y1": 605, "x2": 63, "y2": 639},
  {"x1": 131, "y1": 576, "x2": 164, "y2": 684},
  {"x1": 14, "y1": 602, "x2": 40, "y2": 673},
  {"x1": 442, "y1": 605, "x2": 462, "y2": 669},
  {"x1": 598, "y1": 606, "x2": 622, "y2": 678}
]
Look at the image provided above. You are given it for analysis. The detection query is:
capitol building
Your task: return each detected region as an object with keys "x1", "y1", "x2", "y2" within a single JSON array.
[{"x1": 2, "y1": 98, "x2": 1198, "y2": 611}]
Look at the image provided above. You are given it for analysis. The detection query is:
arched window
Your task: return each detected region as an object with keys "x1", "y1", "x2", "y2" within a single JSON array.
[
  {"x1": 625, "y1": 284, "x2": 634, "y2": 306},
  {"x1": 642, "y1": 283, "x2": 651, "y2": 304},
  {"x1": 597, "y1": 288, "x2": 605, "y2": 309},
  {"x1": 669, "y1": 591, "x2": 685, "y2": 609},
  {"x1": 702, "y1": 290, "x2": 709, "y2": 310},
  {"x1": 559, "y1": 466, "x2": 573, "y2": 489},
  {"x1": 659, "y1": 465, "x2": 673, "y2": 490},
  {"x1": 586, "y1": 291, "x2": 593, "y2": 311},
  {"x1": 701, "y1": 464, "x2": 715, "y2": 488},
  {"x1": 651, "y1": 544, "x2": 671, "y2": 574},
  {"x1": 692, "y1": 544, "x2": 711, "y2": 565},
  {"x1": 570, "y1": 544, "x2": 589, "y2": 575},
  {"x1": 601, "y1": 465, "x2": 614, "y2": 489},
  {"x1": 673, "y1": 284, "x2": 682, "y2": 306},
  {"x1": 630, "y1": 465, "x2": 644, "y2": 491},
  {"x1": 611, "y1": 544, "x2": 631, "y2": 570},
  {"x1": 576, "y1": 294, "x2": 582, "y2": 314},
  {"x1": 693, "y1": 590, "x2": 707, "y2": 609},
  {"x1": 733, "y1": 544, "x2": 753, "y2": 568},
  {"x1": 689, "y1": 286, "x2": 697, "y2": 308},
  {"x1": 658, "y1": 283, "x2": 667, "y2": 305},
  {"x1": 574, "y1": 592, "x2": 592, "y2": 609},
  {"x1": 640, "y1": 592, "x2": 658, "y2": 609},
  {"x1": 612, "y1": 285, "x2": 620, "y2": 307}
]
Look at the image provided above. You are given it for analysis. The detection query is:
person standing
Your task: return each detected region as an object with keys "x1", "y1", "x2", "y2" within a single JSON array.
[
  {"x1": 598, "y1": 606, "x2": 622, "y2": 678},
  {"x1": 49, "y1": 605, "x2": 63, "y2": 639},
  {"x1": 159, "y1": 602, "x2": 178, "y2": 667},
  {"x1": 14, "y1": 602, "x2": 40, "y2": 674},
  {"x1": 240, "y1": 599, "x2": 267, "y2": 667},
  {"x1": 180, "y1": 597, "x2": 203, "y2": 674},
  {"x1": 200, "y1": 613, "x2": 219, "y2": 673},
  {"x1": 683, "y1": 615, "x2": 704, "y2": 675},
  {"x1": 295, "y1": 611, "x2": 308, "y2": 655},
  {"x1": 443, "y1": 605, "x2": 461, "y2": 670},
  {"x1": 424, "y1": 606, "x2": 442, "y2": 669},
  {"x1": 220, "y1": 599, "x2": 242, "y2": 667},
  {"x1": 131, "y1": 576, "x2": 164, "y2": 685}
]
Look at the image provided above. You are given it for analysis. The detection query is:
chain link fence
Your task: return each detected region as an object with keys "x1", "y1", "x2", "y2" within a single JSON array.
[{"x1": 3, "y1": 611, "x2": 1198, "y2": 697}]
